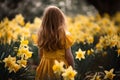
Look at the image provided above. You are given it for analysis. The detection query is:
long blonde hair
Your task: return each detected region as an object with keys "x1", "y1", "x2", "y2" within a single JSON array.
[{"x1": 38, "y1": 6, "x2": 67, "y2": 51}]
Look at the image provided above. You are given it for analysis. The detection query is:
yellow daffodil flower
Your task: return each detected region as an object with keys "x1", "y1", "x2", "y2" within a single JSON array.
[
  {"x1": 17, "y1": 59, "x2": 27, "y2": 68},
  {"x1": 31, "y1": 34, "x2": 38, "y2": 45},
  {"x1": 3, "y1": 55, "x2": 20, "y2": 73},
  {"x1": 21, "y1": 27, "x2": 30, "y2": 38},
  {"x1": 17, "y1": 47, "x2": 32, "y2": 59},
  {"x1": 17, "y1": 38, "x2": 32, "y2": 59},
  {"x1": 87, "y1": 49, "x2": 94, "y2": 55},
  {"x1": 87, "y1": 36, "x2": 94, "y2": 44},
  {"x1": 62, "y1": 66, "x2": 77, "y2": 80},
  {"x1": 104, "y1": 68, "x2": 116, "y2": 80},
  {"x1": 15, "y1": 14, "x2": 25, "y2": 26},
  {"x1": 75, "y1": 48, "x2": 85, "y2": 61},
  {"x1": 3, "y1": 55, "x2": 16, "y2": 67},
  {"x1": 24, "y1": 51, "x2": 32, "y2": 59},
  {"x1": 52, "y1": 60, "x2": 64, "y2": 75},
  {"x1": 21, "y1": 40, "x2": 29, "y2": 45},
  {"x1": 25, "y1": 22, "x2": 31, "y2": 28},
  {"x1": 12, "y1": 64, "x2": 20, "y2": 73},
  {"x1": 17, "y1": 48, "x2": 28, "y2": 56}
]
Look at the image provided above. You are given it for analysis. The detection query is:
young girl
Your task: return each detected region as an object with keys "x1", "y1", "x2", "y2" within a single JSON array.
[{"x1": 35, "y1": 6, "x2": 74, "y2": 80}]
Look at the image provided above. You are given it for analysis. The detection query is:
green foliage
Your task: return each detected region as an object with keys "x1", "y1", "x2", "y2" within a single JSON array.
[
  {"x1": 0, "y1": 41, "x2": 34, "y2": 80},
  {"x1": 72, "y1": 36, "x2": 120, "y2": 80}
]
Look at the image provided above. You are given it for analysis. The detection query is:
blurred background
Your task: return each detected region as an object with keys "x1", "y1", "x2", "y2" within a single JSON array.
[{"x1": 0, "y1": 0, "x2": 120, "y2": 21}]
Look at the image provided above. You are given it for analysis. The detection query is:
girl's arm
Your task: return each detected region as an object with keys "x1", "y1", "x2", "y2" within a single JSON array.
[
  {"x1": 38, "y1": 48, "x2": 43, "y2": 61},
  {"x1": 65, "y1": 48, "x2": 75, "y2": 68}
]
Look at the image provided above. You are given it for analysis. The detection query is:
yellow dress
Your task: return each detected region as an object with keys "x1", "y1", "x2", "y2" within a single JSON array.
[{"x1": 35, "y1": 32, "x2": 74, "y2": 80}]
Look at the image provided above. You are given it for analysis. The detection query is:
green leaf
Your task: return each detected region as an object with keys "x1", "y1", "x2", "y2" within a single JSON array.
[{"x1": 0, "y1": 52, "x2": 5, "y2": 60}]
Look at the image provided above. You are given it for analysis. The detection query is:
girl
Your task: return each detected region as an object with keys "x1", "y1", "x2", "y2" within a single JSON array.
[{"x1": 35, "y1": 6, "x2": 74, "y2": 80}]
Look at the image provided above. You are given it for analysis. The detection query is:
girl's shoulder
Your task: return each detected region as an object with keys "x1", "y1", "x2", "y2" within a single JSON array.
[
  {"x1": 65, "y1": 31, "x2": 72, "y2": 39},
  {"x1": 65, "y1": 31, "x2": 71, "y2": 35},
  {"x1": 65, "y1": 31, "x2": 74, "y2": 48}
]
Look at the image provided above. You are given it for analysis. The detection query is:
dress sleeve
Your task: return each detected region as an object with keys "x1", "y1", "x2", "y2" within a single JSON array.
[{"x1": 65, "y1": 31, "x2": 74, "y2": 49}]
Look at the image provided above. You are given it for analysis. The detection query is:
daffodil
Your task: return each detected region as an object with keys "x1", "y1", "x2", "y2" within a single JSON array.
[
  {"x1": 17, "y1": 59, "x2": 27, "y2": 68},
  {"x1": 31, "y1": 34, "x2": 38, "y2": 45},
  {"x1": 17, "y1": 48, "x2": 28, "y2": 57},
  {"x1": 52, "y1": 60, "x2": 65, "y2": 75},
  {"x1": 25, "y1": 22, "x2": 31, "y2": 28},
  {"x1": 87, "y1": 36, "x2": 94, "y2": 44},
  {"x1": 75, "y1": 48, "x2": 85, "y2": 60},
  {"x1": 11, "y1": 63, "x2": 20, "y2": 73},
  {"x1": 24, "y1": 51, "x2": 32, "y2": 59},
  {"x1": 62, "y1": 66, "x2": 77, "y2": 80},
  {"x1": 21, "y1": 27, "x2": 30, "y2": 38},
  {"x1": 3, "y1": 55, "x2": 16, "y2": 67},
  {"x1": 17, "y1": 47, "x2": 32, "y2": 59},
  {"x1": 87, "y1": 49, "x2": 94, "y2": 55},
  {"x1": 3, "y1": 55, "x2": 20, "y2": 73},
  {"x1": 104, "y1": 68, "x2": 115, "y2": 80}
]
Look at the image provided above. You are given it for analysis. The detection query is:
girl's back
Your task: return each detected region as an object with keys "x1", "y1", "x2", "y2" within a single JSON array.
[{"x1": 35, "y1": 6, "x2": 74, "y2": 80}]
